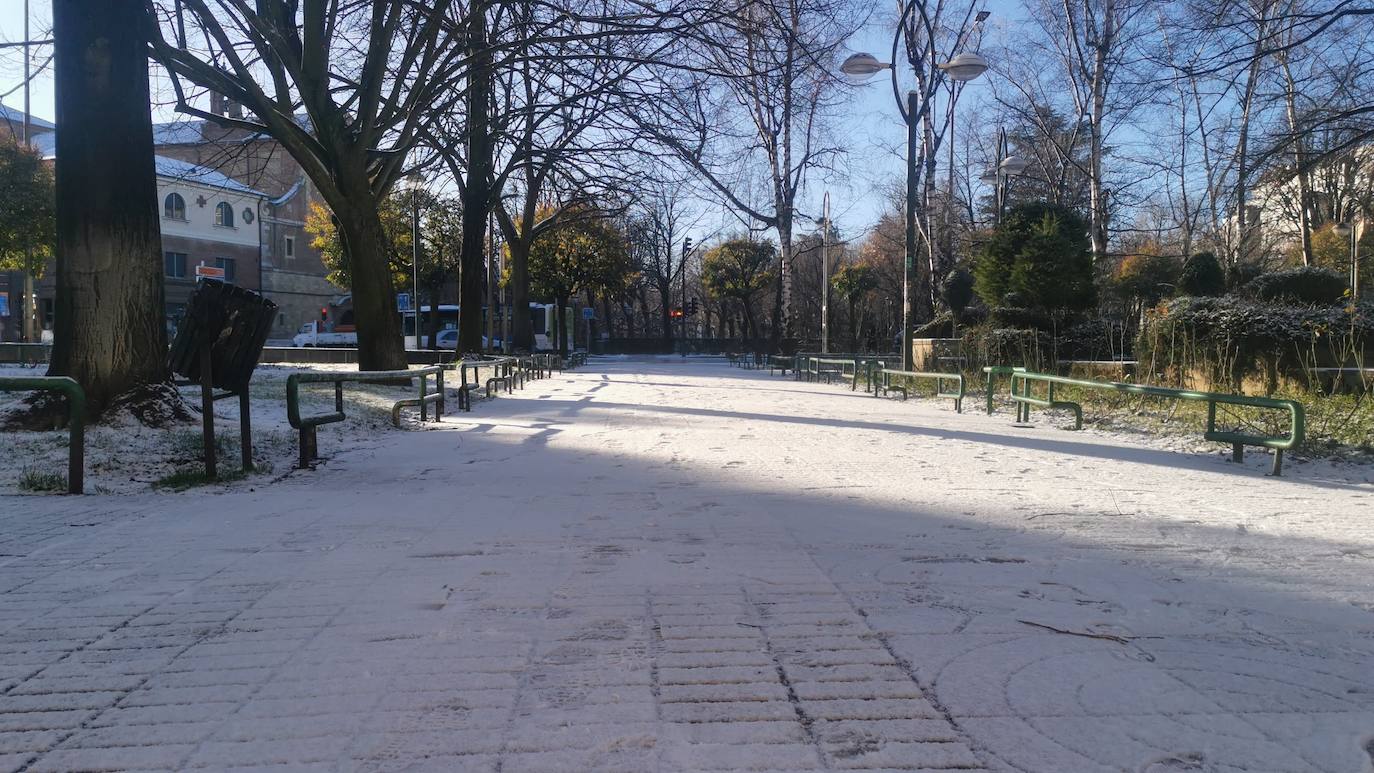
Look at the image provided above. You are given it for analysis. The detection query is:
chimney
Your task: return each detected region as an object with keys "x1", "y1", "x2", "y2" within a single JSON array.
[
  {"x1": 210, "y1": 92, "x2": 227, "y2": 116},
  {"x1": 228, "y1": 101, "x2": 244, "y2": 120}
]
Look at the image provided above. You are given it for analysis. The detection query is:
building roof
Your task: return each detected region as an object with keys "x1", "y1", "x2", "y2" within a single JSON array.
[
  {"x1": 155, "y1": 156, "x2": 268, "y2": 198},
  {"x1": 29, "y1": 131, "x2": 266, "y2": 198},
  {"x1": 152, "y1": 114, "x2": 313, "y2": 147},
  {"x1": 152, "y1": 119, "x2": 224, "y2": 146},
  {"x1": 0, "y1": 102, "x2": 55, "y2": 133}
]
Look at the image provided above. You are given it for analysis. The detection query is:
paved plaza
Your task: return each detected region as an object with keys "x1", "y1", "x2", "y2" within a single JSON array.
[{"x1": 2, "y1": 358, "x2": 1373, "y2": 771}]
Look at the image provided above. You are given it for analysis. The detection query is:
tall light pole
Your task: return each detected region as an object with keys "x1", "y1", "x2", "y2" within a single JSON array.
[
  {"x1": 486, "y1": 210, "x2": 495, "y2": 353},
  {"x1": 682, "y1": 237, "x2": 693, "y2": 350},
  {"x1": 938, "y1": 50, "x2": 989, "y2": 275},
  {"x1": 840, "y1": 8, "x2": 989, "y2": 371},
  {"x1": 21, "y1": 0, "x2": 36, "y2": 344},
  {"x1": 404, "y1": 171, "x2": 422, "y2": 349},
  {"x1": 821, "y1": 191, "x2": 830, "y2": 353}
]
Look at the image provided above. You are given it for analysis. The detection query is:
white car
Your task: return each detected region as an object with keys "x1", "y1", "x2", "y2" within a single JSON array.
[
  {"x1": 293, "y1": 321, "x2": 358, "y2": 347},
  {"x1": 434, "y1": 329, "x2": 502, "y2": 350}
]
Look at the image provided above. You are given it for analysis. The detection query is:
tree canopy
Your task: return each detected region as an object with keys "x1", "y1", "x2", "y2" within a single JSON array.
[{"x1": 0, "y1": 135, "x2": 55, "y2": 276}]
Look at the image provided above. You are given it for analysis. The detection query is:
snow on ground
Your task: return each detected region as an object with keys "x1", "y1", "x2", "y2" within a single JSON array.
[
  {"x1": 2, "y1": 357, "x2": 1374, "y2": 772},
  {"x1": 0, "y1": 363, "x2": 460, "y2": 495}
]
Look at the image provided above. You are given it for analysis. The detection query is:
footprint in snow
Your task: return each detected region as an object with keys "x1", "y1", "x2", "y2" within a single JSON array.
[{"x1": 1139, "y1": 752, "x2": 1207, "y2": 771}]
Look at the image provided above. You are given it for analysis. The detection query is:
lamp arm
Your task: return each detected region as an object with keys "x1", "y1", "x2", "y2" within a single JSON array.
[{"x1": 890, "y1": 0, "x2": 920, "y2": 123}]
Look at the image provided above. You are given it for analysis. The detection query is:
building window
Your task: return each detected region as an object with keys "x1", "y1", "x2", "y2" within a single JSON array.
[
  {"x1": 164, "y1": 252, "x2": 187, "y2": 278},
  {"x1": 215, "y1": 257, "x2": 237, "y2": 283},
  {"x1": 164, "y1": 192, "x2": 186, "y2": 220},
  {"x1": 215, "y1": 202, "x2": 235, "y2": 228},
  {"x1": 284, "y1": 236, "x2": 295, "y2": 259}
]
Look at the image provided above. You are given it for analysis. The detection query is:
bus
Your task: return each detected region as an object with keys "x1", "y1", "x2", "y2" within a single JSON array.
[{"x1": 399, "y1": 302, "x2": 566, "y2": 350}]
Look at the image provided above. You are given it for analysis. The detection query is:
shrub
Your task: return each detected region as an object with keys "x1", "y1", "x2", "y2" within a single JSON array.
[
  {"x1": 1243, "y1": 266, "x2": 1347, "y2": 305},
  {"x1": 988, "y1": 306, "x2": 1053, "y2": 330},
  {"x1": 915, "y1": 306, "x2": 989, "y2": 339},
  {"x1": 961, "y1": 326, "x2": 1053, "y2": 372},
  {"x1": 1176, "y1": 251, "x2": 1226, "y2": 297},
  {"x1": 19, "y1": 467, "x2": 66, "y2": 493},
  {"x1": 1113, "y1": 252, "x2": 1180, "y2": 307},
  {"x1": 1059, "y1": 318, "x2": 1132, "y2": 361},
  {"x1": 1137, "y1": 296, "x2": 1373, "y2": 392},
  {"x1": 941, "y1": 268, "x2": 976, "y2": 320},
  {"x1": 914, "y1": 313, "x2": 954, "y2": 339},
  {"x1": 1227, "y1": 262, "x2": 1265, "y2": 291}
]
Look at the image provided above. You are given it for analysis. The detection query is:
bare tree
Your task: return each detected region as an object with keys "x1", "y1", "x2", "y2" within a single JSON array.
[
  {"x1": 632, "y1": 0, "x2": 856, "y2": 349},
  {"x1": 426, "y1": 0, "x2": 687, "y2": 352},
  {"x1": 1014, "y1": 0, "x2": 1154, "y2": 264},
  {"x1": 147, "y1": 0, "x2": 474, "y2": 371}
]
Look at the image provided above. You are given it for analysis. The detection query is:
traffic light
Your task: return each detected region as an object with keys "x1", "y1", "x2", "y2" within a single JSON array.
[
  {"x1": 683, "y1": 237, "x2": 692, "y2": 255},
  {"x1": 670, "y1": 308, "x2": 684, "y2": 318},
  {"x1": 320, "y1": 307, "x2": 328, "y2": 322},
  {"x1": 687, "y1": 298, "x2": 699, "y2": 316}
]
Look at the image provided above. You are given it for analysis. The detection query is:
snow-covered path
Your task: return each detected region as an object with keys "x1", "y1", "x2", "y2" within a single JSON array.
[{"x1": 3, "y1": 358, "x2": 1373, "y2": 772}]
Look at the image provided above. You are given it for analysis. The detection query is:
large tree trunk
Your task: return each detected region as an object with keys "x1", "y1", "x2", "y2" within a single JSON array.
[
  {"x1": 1279, "y1": 52, "x2": 1314, "y2": 266},
  {"x1": 48, "y1": 0, "x2": 167, "y2": 416},
  {"x1": 1232, "y1": 21, "x2": 1266, "y2": 270},
  {"x1": 509, "y1": 239, "x2": 534, "y2": 351},
  {"x1": 555, "y1": 295, "x2": 568, "y2": 356},
  {"x1": 742, "y1": 299, "x2": 757, "y2": 343},
  {"x1": 848, "y1": 298, "x2": 859, "y2": 353},
  {"x1": 336, "y1": 203, "x2": 407, "y2": 371},
  {"x1": 458, "y1": 7, "x2": 492, "y2": 353}
]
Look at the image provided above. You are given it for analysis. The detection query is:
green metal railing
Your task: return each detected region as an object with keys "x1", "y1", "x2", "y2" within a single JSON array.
[
  {"x1": 981, "y1": 366, "x2": 1018, "y2": 416},
  {"x1": 1008, "y1": 369, "x2": 1305, "y2": 475},
  {"x1": 805, "y1": 357, "x2": 857, "y2": 385},
  {"x1": 0, "y1": 376, "x2": 85, "y2": 494},
  {"x1": 767, "y1": 355, "x2": 793, "y2": 375},
  {"x1": 792, "y1": 353, "x2": 896, "y2": 385},
  {"x1": 286, "y1": 367, "x2": 443, "y2": 467},
  {"x1": 870, "y1": 365, "x2": 965, "y2": 412},
  {"x1": 454, "y1": 358, "x2": 516, "y2": 411}
]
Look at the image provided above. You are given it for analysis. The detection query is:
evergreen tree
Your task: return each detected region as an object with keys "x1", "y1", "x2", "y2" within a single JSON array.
[{"x1": 975, "y1": 202, "x2": 1094, "y2": 312}]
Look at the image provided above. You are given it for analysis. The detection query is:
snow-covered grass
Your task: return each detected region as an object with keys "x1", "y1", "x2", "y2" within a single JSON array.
[{"x1": 0, "y1": 362, "x2": 462, "y2": 496}]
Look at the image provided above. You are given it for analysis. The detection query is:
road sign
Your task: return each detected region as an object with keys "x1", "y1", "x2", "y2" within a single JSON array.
[
  {"x1": 0, "y1": 292, "x2": 8, "y2": 317},
  {"x1": 581, "y1": 307, "x2": 595, "y2": 320},
  {"x1": 194, "y1": 264, "x2": 226, "y2": 280},
  {"x1": 397, "y1": 292, "x2": 412, "y2": 311}
]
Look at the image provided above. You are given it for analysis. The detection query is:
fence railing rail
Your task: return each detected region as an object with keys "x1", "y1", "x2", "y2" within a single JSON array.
[
  {"x1": 286, "y1": 367, "x2": 443, "y2": 467},
  {"x1": 0, "y1": 376, "x2": 85, "y2": 494},
  {"x1": 1008, "y1": 369, "x2": 1305, "y2": 475},
  {"x1": 871, "y1": 366, "x2": 965, "y2": 412}
]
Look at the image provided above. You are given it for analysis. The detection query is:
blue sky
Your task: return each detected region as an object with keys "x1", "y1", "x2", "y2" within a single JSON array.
[{"x1": 0, "y1": 0, "x2": 1026, "y2": 243}]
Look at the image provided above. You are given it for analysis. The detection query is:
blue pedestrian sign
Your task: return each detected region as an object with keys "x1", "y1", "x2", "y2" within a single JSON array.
[
  {"x1": 581, "y1": 307, "x2": 595, "y2": 320},
  {"x1": 397, "y1": 293, "x2": 412, "y2": 312}
]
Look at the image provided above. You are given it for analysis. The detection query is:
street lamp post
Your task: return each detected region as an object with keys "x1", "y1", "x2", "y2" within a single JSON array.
[
  {"x1": 839, "y1": 8, "x2": 989, "y2": 371},
  {"x1": 821, "y1": 191, "x2": 830, "y2": 354},
  {"x1": 406, "y1": 171, "x2": 422, "y2": 349},
  {"x1": 979, "y1": 129, "x2": 1027, "y2": 226}
]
